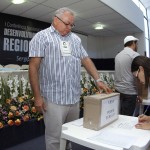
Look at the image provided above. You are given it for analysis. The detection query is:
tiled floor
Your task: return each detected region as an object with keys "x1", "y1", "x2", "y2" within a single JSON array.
[
  {"x1": 5, "y1": 135, "x2": 46, "y2": 150},
  {"x1": 4, "y1": 135, "x2": 94, "y2": 150}
]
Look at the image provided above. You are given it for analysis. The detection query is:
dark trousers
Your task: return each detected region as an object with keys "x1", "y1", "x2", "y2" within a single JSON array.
[
  {"x1": 115, "y1": 90, "x2": 137, "y2": 116},
  {"x1": 119, "y1": 93, "x2": 137, "y2": 116}
]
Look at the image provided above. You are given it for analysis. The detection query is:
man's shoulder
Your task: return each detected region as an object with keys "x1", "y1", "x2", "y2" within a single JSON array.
[
  {"x1": 33, "y1": 27, "x2": 50, "y2": 39},
  {"x1": 115, "y1": 49, "x2": 124, "y2": 57},
  {"x1": 70, "y1": 32, "x2": 81, "y2": 42},
  {"x1": 115, "y1": 48, "x2": 137, "y2": 59},
  {"x1": 123, "y1": 47, "x2": 139, "y2": 55},
  {"x1": 39, "y1": 27, "x2": 50, "y2": 34},
  {"x1": 128, "y1": 48, "x2": 139, "y2": 56},
  {"x1": 71, "y1": 32, "x2": 80, "y2": 38}
]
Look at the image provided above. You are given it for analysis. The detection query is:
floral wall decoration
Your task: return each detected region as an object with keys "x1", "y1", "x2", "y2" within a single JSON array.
[
  {"x1": 80, "y1": 71, "x2": 115, "y2": 110},
  {"x1": 0, "y1": 75, "x2": 43, "y2": 129},
  {"x1": 0, "y1": 71, "x2": 115, "y2": 128}
]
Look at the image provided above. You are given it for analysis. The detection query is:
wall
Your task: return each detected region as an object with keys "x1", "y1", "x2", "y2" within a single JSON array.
[
  {"x1": 76, "y1": 33, "x2": 87, "y2": 50},
  {"x1": 87, "y1": 33, "x2": 145, "y2": 59},
  {"x1": 86, "y1": 36, "x2": 103, "y2": 58},
  {"x1": 102, "y1": 33, "x2": 145, "y2": 57},
  {"x1": 82, "y1": 0, "x2": 146, "y2": 58},
  {"x1": 87, "y1": 36, "x2": 123, "y2": 58},
  {"x1": 148, "y1": 9, "x2": 150, "y2": 37},
  {"x1": 0, "y1": 0, "x2": 145, "y2": 66}
]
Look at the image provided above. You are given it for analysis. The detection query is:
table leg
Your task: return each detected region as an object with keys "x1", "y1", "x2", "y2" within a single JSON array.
[{"x1": 60, "y1": 138, "x2": 67, "y2": 150}]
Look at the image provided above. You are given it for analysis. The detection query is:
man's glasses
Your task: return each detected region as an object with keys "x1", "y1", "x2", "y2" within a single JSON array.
[{"x1": 55, "y1": 16, "x2": 75, "y2": 29}]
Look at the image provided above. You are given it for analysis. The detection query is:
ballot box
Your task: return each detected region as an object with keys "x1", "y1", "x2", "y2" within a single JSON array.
[{"x1": 83, "y1": 93, "x2": 120, "y2": 130}]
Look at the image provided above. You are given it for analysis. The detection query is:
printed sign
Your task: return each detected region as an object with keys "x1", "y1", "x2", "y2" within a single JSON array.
[
  {"x1": 0, "y1": 13, "x2": 50, "y2": 65},
  {"x1": 101, "y1": 95, "x2": 119, "y2": 126}
]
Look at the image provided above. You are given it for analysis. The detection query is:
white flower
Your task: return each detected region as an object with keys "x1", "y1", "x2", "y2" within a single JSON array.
[
  {"x1": 21, "y1": 76, "x2": 28, "y2": 95},
  {"x1": 0, "y1": 75, "x2": 33, "y2": 101}
]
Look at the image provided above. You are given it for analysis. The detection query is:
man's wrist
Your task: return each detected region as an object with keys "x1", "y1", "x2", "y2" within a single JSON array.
[{"x1": 95, "y1": 78, "x2": 103, "y2": 83}]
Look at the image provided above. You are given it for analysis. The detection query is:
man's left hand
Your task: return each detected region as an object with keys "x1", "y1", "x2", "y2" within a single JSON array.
[{"x1": 96, "y1": 81, "x2": 112, "y2": 94}]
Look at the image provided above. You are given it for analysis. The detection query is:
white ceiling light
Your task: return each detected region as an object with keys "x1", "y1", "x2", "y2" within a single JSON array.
[
  {"x1": 95, "y1": 24, "x2": 104, "y2": 30},
  {"x1": 12, "y1": 0, "x2": 26, "y2": 4}
]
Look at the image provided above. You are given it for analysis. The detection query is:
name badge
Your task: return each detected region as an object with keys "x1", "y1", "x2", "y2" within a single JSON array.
[{"x1": 60, "y1": 41, "x2": 71, "y2": 56}]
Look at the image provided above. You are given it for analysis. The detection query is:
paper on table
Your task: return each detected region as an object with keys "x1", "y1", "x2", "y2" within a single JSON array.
[
  {"x1": 111, "y1": 120, "x2": 137, "y2": 129},
  {"x1": 109, "y1": 117, "x2": 137, "y2": 130},
  {"x1": 88, "y1": 129, "x2": 137, "y2": 149}
]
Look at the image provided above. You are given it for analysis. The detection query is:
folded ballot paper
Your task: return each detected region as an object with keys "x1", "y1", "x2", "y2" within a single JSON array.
[
  {"x1": 88, "y1": 128, "x2": 137, "y2": 149},
  {"x1": 83, "y1": 93, "x2": 120, "y2": 130}
]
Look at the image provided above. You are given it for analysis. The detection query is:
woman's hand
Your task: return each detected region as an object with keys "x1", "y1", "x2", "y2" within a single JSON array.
[
  {"x1": 138, "y1": 114, "x2": 150, "y2": 123},
  {"x1": 135, "y1": 114, "x2": 150, "y2": 130},
  {"x1": 135, "y1": 122, "x2": 150, "y2": 130}
]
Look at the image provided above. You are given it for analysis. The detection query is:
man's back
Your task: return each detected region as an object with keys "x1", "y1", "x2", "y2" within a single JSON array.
[{"x1": 114, "y1": 47, "x2": 139, "y2": 94}]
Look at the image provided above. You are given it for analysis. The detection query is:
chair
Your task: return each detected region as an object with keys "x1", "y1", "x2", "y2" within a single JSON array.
[
  {"x1": 4, "y1": 64, "x2": 21, "y2": 70},
  {"x1": 21, "y1": 65, "x2": 29, "y2": 70}
]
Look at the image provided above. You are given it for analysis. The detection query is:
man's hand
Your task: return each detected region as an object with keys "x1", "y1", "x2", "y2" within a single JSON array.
[
  {"x1": 96, "y1": 81, "x2": 112, "y2": 94},
  {"x1": 34, "y1": 96, "x2": 46, "y2": 113},
  {"x1": 136, "y1": 96, "x2": 143, "y2": 103}
]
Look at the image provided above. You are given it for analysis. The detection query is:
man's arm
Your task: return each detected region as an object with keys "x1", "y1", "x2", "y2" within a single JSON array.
[
  {"x1": 29, "y1": 57, "x2": 46, "y2": 112},
  {"x1": 81, "y1": 57, "x2": 112, "y2": 93}
]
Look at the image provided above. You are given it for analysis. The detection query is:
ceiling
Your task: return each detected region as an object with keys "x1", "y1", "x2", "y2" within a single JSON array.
[{"x1": 0, "y1": 0, "x2": 149, "y2": 37}]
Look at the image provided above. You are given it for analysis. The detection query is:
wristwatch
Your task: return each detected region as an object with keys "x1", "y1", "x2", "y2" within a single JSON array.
[{"x1": 95, "y1": 78, "x2": 103, "y2": 83}]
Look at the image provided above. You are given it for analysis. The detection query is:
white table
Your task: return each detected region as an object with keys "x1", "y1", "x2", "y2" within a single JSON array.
[
  {"x1": 60, "y1": 115, "x2": 150, "y2": 150},
  {"x1": 0, "y1": 68, "x2": 28, "y2": 79}
]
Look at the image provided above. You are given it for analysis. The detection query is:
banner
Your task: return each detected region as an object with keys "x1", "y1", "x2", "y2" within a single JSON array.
[{"x1": 0, "y1": 13, "x2": 50, "y2": 65}]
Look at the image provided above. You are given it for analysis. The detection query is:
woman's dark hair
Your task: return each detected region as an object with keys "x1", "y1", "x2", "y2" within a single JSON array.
[{"x1": 131, "y1": 55, "x2": 150, "y2": 87}]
